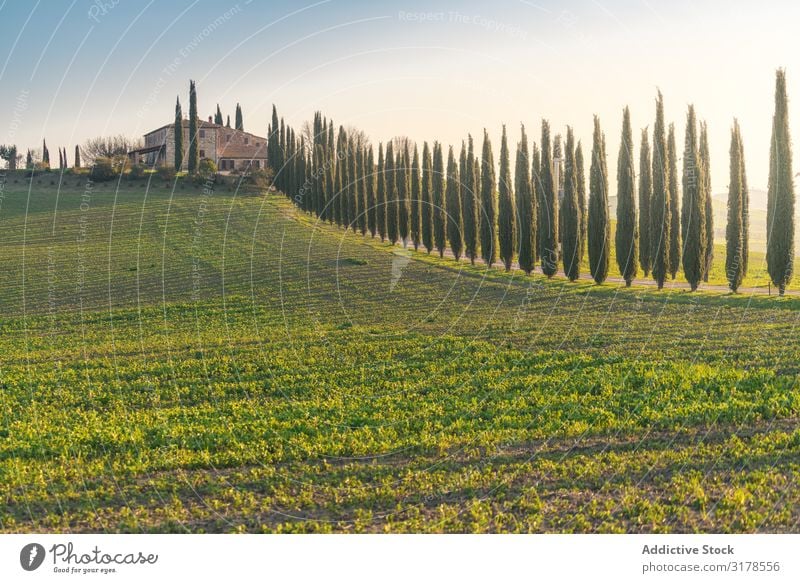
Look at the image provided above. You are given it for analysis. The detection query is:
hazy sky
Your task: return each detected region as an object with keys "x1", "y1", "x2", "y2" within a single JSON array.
[{"x1": 1, "y1": 0, "x2": 799, "y2": 201}]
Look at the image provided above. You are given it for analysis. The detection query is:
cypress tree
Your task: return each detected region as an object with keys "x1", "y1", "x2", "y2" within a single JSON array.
[
  {"x1": 74, "y1": 145, "x2": 81, "y2": 169},
  {"x1": 682, "y1": 105, "x2": 707, "y2": 291},
  {"x1": 473, "y1": 152, "x2": 481, "y2": 254},
  {"x1": 480, "y1": 130, "x2": 497, "y2": 267},
  {"x1": 334, "y1": 127, "x2": 347, "y2": 227},
  {"x1": 616, "y1": 107, "x2": 638, "y2": 286},
  {"x1": 562, "y1": 127, "x2": 581, "y2": 281},
  {"x1": 58, "y1": 148, "x2": 63, "y2": 170},
  {"x1": 462, "y1": 136, "x2": 479, "y2": 263},
  {"x1": 498, "y1": 126, "x2": 515, "y2": 271},
  {"x1": 701, "y1": 122, "x2": 713, "y2": 281},
  {"x1": 576, "y1": 141, "x2": 587, "y2": 262},
  {"x1": 174, "y1": 96, "x2": 183, "y2": 171},
  {"x1": 347, "y1": 137, "x2": 358, "y2": 231},
  {"x1": 26, "y1": 149, "x2": 32, "y2": 169},
  {"x1": 325, "y1": 123, "x2": 336, "y2": 224},
  {"x1": 42, "y1": 139, "x2": 50, "y2": 168},
  {"x1": 515, "y1": 125, "x2": 535, "y2": 274},
  {"x1": 638, "y1": 128, "x2": 652, "y2": 276},
  {"x1": 421, "y1": 142, "x2": 434, "y2": 253},
  {"x1": 588, "y1": 115, "x2": 610, "y2": 284},
  {"x1": 410, "y1": 144, "x2": 422, "y2": 249},
  {"x1": 740, "y1": 128, "x2": 750, "y2": 277},
  {"x1": 188, "y1": 80, "x2": 198, "y2": 174},
  {"x1": 397, "y1": 145, "x2": 410, "y2": 245},
  {"x1": 650, "y1": 91, "x2": 671, "y2": 289},
  {"x1": 366, "y1": 145, "x2": 377, "y2": 237},
  {"x1": 279, "y1": 119, "x2": 286, "y2": 191},
  {"x1": 531, "y1": 142, "x2": 541, "y2": 264},
  {"x1": 376, "y1": 143, "x2": 387, "y2": 240},
  {"x1": 356, "y1": 145, "x2": 367, "y2": 234},
  {"x1": 386, "y1": 141, "x2": 399, "y2": 244},
  {"x1": 539, "y1": 121, "x2": 558, "y2": 276},
  {"x1": 767, "y1": 69, "x2": 795, "y2": 295},
  {"x1": 268, "y1": 105, "x2": 280, "y2": 173},
  {"x1": 726, "y1": 121, "x2": 746, "y2": 293},
  {"x1": 554, "y1": 136, "x2": 563, "y2": 245},
  {"x1": 64, "y1": 148, "x2": 68, "y2": 169},
  {"x1": 667, "y1": 123, "x2": 681, "y2": 278},
  {"x1": 226, "y1": 115, "x2": 231, "y2": 128},
  {"x1": 235, "y1": 103, "x2": 243, "y2": 131},
  {"x1": 446, "y1": 146, "x2": 463, "y2": 260},
  {"x1": 215, "y1": 104, "x2": 223, "y2": 125},
  {"x1": 433, "y1": 142, "x2": 447, "y2": 257},
  {"x1": 315, "y1": 143, "x2": 326, "y2": 218}
]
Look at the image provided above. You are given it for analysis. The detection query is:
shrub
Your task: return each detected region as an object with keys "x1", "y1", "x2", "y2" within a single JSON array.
[
  {"x1": 247, "y1": 168, "x2": 273, "y2": 190},
  {"x1": 90, "y1": 157, "x2": 116, "y2": 182},
  {"x1": 128, "y1": 165, "x2": 146, "y2": 179},
  {"x1": 157, "y1": 166, "x2": 176, "y2": 183},
  {"x1": 198, "y1": 158, "x2": 217, "y2": 177}
]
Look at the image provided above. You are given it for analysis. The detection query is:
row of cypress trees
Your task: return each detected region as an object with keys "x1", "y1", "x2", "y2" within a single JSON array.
[{"x1": 266, "y1": 70, "x2": 793, "y2": 294}]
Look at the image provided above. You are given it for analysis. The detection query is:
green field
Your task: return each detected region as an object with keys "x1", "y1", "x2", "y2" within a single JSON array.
[{"x1": 1, "y1": 174, "x2": 799, "y2": 533}]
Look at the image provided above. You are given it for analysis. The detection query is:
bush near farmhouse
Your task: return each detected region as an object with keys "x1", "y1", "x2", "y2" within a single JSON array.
[
  {"x1": 157, "y1": 165, "x2": 176, "y2": 183},
  {"x1": 91, "y1": 157, "x2": 116, "y2": 182}
]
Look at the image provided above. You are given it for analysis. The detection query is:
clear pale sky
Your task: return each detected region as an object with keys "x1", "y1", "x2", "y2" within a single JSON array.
[{"x1": 1, "y1": 0, "x2": 798, "y2": 202}]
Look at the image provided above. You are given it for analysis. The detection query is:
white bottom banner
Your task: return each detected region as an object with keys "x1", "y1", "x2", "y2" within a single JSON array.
[{"x1": 1, "y1": 534, "x2": 797, "y2": 582}]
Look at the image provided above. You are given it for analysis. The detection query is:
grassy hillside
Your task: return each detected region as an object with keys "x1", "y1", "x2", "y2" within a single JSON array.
[{"x1": 1, "y1": 175, "x2": 799, "y2": 533}]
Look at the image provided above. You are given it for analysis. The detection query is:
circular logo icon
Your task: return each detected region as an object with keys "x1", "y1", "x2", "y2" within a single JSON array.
[{"x1": 20, "y1": 543, "x2": 46, "y2": 571}]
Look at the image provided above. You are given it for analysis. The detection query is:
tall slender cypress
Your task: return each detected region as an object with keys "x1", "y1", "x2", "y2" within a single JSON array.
[
  {"x1": 356, "y1": 145, "x2": 367, "y2": 235},
  {"x1": 681, "y1": 105, "x2": 707, "y2": 291},
  {"x1": 376, "y1": 143, "x2": 387, "y2": 240},
  {"x1": 174, "y1": 97, "x2": 183, "y2": 171},
  {"x1": 667, "y1": 123, "x2": 681, "y2": 279},
  {"x1": 386, "y1": 141, "x2": 399, "y2": 244},
  {"x1": 650, "y1": 91, "x2": 671, "y2": 289},
  {"x1": 726, "y1": 121, "x2": 746, "y2": 293},
  {"x1": 188, "y1": 80, "x2": 198, "y2": 174},
  {"x1": 366, "y1": 145, "x2": 377, "y2": 237},
  {"x1": 462, "y1": 136, "x2": 479, "y2": 263},
  {"x1": 74, "y1": 144, "x2": 81, "y2": 169},
  {"x1": 498, "y1": 126, "x2": 515, "y2": 271},
  {"x1": 446, "y1": 146, "x2": 463, "y2": 260},
  {"x1": 268, "y1": 105, "x2": 280, "y2": 174},
  {"x1": 740, "y1": 129, "x2": 750, "y2": 277},
  {"x1": 531, "y1": 142, "x2": 541, "y2": 264},
  {"x1": 638, "y1": 129, "x2": 652, "y2": 276},
  {"x1": 616, "y1": 107, "x2": 638, "y2": 286},
  {"x1": 347, "y1": 138, "x2": 359, "y2": 231},
  {"x1": 335, "y1": 127, "x2": 347, "y2": 227},
  {"x1": 701, "y1": 123, "x2": 713, "y2": 281},
  {"x1": 215, "y1": 104, "x2": 223, "y2": 125},
  {"x1": 588, "y1": 115, "x2": 610, "y2": 284},
  {"x1": 562, "y1": 128, "x2": 581, "y2": 281},
  {"x1": 397, "y1": 145, "x2": 410, "y2": 245},
  {"x1": 539, "y1": 121, "x2": 558, "y2": 276},
  {"x1": 480, "y1": 130, "x2": 497, "y2": 267},
  {"x1": 410, "y1": 144, "x2": 422, "y2": 249},
  {"x1": 235, "y1": 103, "x2": 243, "y2": 131},
  {"x1": 421, "y1": 142, "x2": 434, "y2": 253},
  {"x1": 575, "y1": 141, "x2": 587, "y2": 262},
  {"x1": 767, "y1": 69, "x2": 795, "y2": 295},
  {"x1": 433, "y1": 142, "x2": 447, "y2": 257},
  {"x1": 515, "y1": 125, "x2": 535, "y2": 274},
  {"x1": 315, "y1": 143, "x2": 326, "y2": 219}
]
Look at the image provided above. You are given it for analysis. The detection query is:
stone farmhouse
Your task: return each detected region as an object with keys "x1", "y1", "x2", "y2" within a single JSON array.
[{"x1": 128, "y1": 117, "x2": 267, "y2": 172}]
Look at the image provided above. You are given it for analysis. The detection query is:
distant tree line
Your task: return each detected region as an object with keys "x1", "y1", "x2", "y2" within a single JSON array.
[{"x1": 265, "y1": 70, "x2": 795, "y2": 295}]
